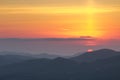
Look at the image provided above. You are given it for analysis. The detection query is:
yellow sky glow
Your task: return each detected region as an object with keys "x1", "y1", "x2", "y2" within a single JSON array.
[
  {"x1": 0, "y1": 6, "x2": 116, "y2": 14},
  {"x1": 0, "y1": 0, "x2": 120, "y2": 39}
]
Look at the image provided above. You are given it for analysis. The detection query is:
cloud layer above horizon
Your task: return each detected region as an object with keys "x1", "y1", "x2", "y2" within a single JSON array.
[{"x1": 0, "y1": 38, "x2": 120, "y2": 55}]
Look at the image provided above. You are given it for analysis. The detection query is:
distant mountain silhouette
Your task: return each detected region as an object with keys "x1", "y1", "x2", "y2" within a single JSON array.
[
  {"x1": 0, "y1": 51, "x2": 30, "y2": 56},
  {"x1": 0, "y1": 55, "x2": 34, "y2": 66},
  {"x1": 0, "y1": 51, "x2": 66, "y2": 66},
  {"x1": 0, "y1": 51, "x2": 61, "y2": 59},
  {"x1": 71, "y1": 49, "x2": 120, "y2": 63},
  {"x1": 32, "y1": 53, "x2": 61, "y2": 59},
  {"x1": 0, "y1": 49, "x2": 120, "y2": 80}
]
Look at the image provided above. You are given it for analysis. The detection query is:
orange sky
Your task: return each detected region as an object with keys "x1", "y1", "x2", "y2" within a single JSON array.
[{"x1": 0, "y1": 0, "x2": 120, "y2": 39}]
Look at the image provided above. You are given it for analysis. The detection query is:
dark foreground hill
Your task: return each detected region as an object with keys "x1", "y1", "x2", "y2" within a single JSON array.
[
  {"x1": 0, "y1": 55, "x2": 120, "y2": 80},
  {"x1": 0, "y1": 58, "x2": 82, "y2": 80}
]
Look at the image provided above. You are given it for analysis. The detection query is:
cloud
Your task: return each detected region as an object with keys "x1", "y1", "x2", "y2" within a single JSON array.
[
  {"x1": 0, "y1": 36, "x2": 96, "y2": 41},
  {"x1": 0, "y1": 0, "x2": 85, "y2": 6},
  {"x1": 1, "y1": 0, "x2": 120, "y2": 7},
  {"x1": 0, "y1": 37, "x2": 119, "y2": 55},
  {"x1": 96, "y1": 0, "x2": 120, "y2": 6}
]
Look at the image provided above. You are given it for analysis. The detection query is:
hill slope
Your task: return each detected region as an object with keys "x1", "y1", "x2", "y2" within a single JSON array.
[
  {"x1": 0, "y1": 55, "x2": 120, "y2": 80},
  {"x1": 71, "y1": 49, "x2": 120, "y2": 63}
]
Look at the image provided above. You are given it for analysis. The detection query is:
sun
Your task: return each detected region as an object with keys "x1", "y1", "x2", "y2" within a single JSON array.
[{"x1": 87, "y1": 49, "x2": 94, "y2": 52}]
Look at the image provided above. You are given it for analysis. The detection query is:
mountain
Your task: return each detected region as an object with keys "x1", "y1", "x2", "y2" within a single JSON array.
[
  {"x1": 0, "y1": 49, "x2": 120, "y2": 80},
  {"x1": 0, "y1": 54, "x2": 120, "y2": 80},
  {"x1": 71, "y1": 49, "x2": 120, "y2": 63},
  {"x1": 0, "y1": 51, "x2": 61, "y2": 66},
  {"x1": 0, "y1": 51, "x2": 61, "y2": 59},
  {"x1": 0, "y1": 57, "x2": 82, "y2": 80},
  {"x1": 0, "y1": 51, "x2": 30, "y2": 56},
  {"x1": 87, "y1": 55, "x2": 120, "y2": 80},
  {"x1": 31, "y1": 53, "x2": 61, "y2": 59},
  {"x1": 0, "y1": 55, "x2": 34, "y2": 66}
]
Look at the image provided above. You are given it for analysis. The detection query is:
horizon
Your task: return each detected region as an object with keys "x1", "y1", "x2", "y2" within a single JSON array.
[
  {"x1": 0, "y1": 38, "x2": 120, "y2": 55},
  {"x1": 0, "y1": 48, "x2": 119, "y2": 56}
]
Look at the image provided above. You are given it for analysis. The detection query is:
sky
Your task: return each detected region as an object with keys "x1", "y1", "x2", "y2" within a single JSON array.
[{"x1": 0, "y1": 0, "x2": 120, "y2": 55}]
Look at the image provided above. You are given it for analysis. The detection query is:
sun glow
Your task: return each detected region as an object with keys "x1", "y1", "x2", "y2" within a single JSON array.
[{"x1": 79, "y1": 0, "x2": 112, "y2": 38}]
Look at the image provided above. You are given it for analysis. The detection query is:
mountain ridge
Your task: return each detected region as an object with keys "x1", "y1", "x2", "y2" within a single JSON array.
[{"x1": 71, "y1": 49, "x2": 120, "y2": 63}]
